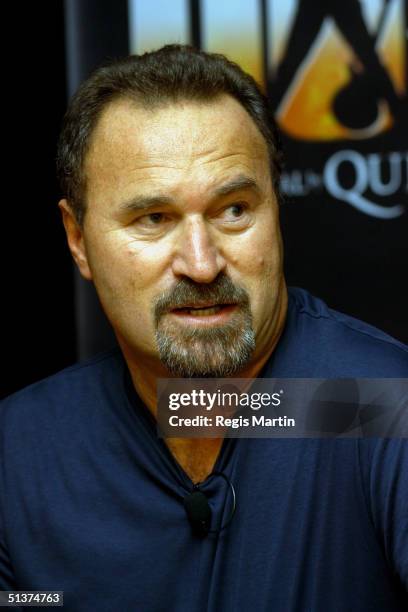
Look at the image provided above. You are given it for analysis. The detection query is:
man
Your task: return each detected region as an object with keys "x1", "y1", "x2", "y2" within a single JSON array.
[{"x1": 1, "y1": 45, "x2": 407, "y2": 611}]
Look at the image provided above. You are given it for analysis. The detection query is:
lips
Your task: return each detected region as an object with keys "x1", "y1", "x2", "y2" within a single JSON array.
[
  {"x1": 173, "y1": 305, "x2": 224, "y2": 316},
  {"x1": 171, "y1": 303, "x2": 234, "y2": 316}
]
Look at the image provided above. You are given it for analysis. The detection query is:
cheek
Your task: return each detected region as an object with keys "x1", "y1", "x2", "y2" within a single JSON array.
[
  {"x1": 88, "y1": 242, "x2": 164, "y2": 349},
  {"x1": 256, "y1": 215, "x2": 283, "y2": 275},
  {"x1": 228, "y1": 221, "x2": 283, "y2": 317},
  {"x1": 231, "y1": 226, "x2": 282, "y2": 279},
  {"x1": 88, "y1": 231, "x2": 165, "y2": 291},
  {"x1": 83, "y1": 241, "x2": 152, "y2": 331}
]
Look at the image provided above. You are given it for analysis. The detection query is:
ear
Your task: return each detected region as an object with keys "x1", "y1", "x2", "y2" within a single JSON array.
[{"x1": 58, "y1": 199, "x2": 93, "y2": 281}]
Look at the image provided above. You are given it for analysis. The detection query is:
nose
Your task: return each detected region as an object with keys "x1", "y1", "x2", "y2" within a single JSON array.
[{"x1": 171, "y1": 215, "x2": 226, "y2": 283}]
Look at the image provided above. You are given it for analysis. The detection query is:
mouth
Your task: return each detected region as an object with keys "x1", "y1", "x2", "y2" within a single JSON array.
[
  {"x1": 171, "y1": 303, "x2": 234, "y2": 316},
  {"x1": 167, "y1": 303, "x2": 238, "y2": 325}
]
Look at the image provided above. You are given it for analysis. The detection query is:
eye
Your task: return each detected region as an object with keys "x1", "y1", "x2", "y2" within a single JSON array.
[
  {"x1": 140, "y1": 212, "x2": 165, "y2": 225},
  {"x1": 214, "y1": 201, "x2": 253, "y2": 231},
  {"x1": 228, "y1": 203, "x2": 246, "y2": 218},
  {"x1": 130, "y1": 211, "x2": 174, "y2": 236},
  {"x1": 220, "y1": 202, "x2": 250, "y2": 223},
  {"x1": 134, "y1": 211, "x2": 172, "y2": 229}
]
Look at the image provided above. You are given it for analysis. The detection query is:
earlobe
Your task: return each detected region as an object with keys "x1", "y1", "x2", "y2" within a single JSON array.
[{"x1": 58, "y1": 199, "x2": 93, "y2": 281}]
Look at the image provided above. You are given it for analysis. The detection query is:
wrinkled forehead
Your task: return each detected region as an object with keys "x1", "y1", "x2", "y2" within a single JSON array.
[
  {"x1": 83, "y1": 95, "x2": 273, "y2": 213},
  {"x1": 86, "y1": 94, "x2": 269, "y2": 168}
]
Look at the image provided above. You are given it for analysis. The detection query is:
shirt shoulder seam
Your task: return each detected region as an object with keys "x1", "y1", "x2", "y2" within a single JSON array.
[{"x1": 295, "y1": 306, "x2": 408, "y2": 356}]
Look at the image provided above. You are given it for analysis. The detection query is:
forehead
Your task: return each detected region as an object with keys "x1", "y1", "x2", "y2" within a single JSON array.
[{"x1": 84, "y1": 95, "x2": 271, "y2": 207}]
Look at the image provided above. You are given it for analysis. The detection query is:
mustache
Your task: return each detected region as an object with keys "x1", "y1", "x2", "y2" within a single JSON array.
[{"x1": 153, "y1": 274, "x2": 250, "y2": 321}]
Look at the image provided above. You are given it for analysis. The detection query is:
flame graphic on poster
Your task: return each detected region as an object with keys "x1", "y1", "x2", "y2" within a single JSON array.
[{"x1": 272, "y1": 0, "x2": 405, "y2": 141}]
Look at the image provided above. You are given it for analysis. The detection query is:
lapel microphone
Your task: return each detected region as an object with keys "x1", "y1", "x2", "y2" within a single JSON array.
[{"x1": 183, "y1": 471, "x2": 236, "y2": 538}]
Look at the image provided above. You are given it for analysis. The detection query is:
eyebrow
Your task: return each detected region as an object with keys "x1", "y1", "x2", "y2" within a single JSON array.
[
  {"x1": 213, "y1": 175, "x2": 260, "y2": 198},
  {"x1": 116, "y1": 174, "x2": 260, "y2": 215},
  {"x1": 117, "y1": 194, "x2": 173, "y2": 215}
]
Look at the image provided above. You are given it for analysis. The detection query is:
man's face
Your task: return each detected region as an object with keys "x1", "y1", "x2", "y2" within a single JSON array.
[{"x1": 64, "y1": 95, "x2": 285, "y2": 377}]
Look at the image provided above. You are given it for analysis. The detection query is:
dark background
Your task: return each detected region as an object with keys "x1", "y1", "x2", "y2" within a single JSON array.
[
  {"x1": 3, "y1": 2, "x2": 75, "y2": 399},
  {"x1": 2, "y1": 0, "x2": 407, "y2": 399}
]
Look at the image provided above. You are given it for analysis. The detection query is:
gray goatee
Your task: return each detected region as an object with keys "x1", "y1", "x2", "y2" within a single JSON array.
[{"x1": 153, "y1": 274, "x2": 255, "y2": 377}]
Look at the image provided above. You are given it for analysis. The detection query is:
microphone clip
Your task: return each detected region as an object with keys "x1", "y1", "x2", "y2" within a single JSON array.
[{"x1": 183, "y1": 472, "x2": 236, "y2": 538}]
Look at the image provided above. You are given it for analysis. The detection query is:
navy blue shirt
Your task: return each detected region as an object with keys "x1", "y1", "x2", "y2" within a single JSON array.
[{"x1": 1, "y1": 288, "x2": 407, "y2": 611}]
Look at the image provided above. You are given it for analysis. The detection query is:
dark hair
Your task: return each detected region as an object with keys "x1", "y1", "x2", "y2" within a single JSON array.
[{"x1": 57, "y1": 44, "x2": 283, "y2": 226}]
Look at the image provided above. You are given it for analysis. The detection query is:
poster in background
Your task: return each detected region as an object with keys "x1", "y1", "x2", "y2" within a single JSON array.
[{"x1": 264, "y1": 0, "x2": 407, "y2": 342}]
